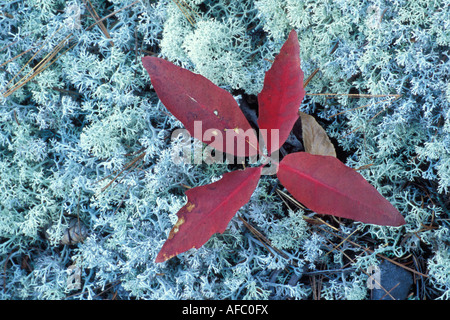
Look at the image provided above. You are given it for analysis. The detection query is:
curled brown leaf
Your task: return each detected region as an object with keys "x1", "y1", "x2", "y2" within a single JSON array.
[{"x1": 299, "y1": 111, "x2": 336, "y2": 157}]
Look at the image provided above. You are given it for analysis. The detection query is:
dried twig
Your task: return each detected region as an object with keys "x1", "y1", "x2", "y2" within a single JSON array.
[
  {"x1": 318, "y1": 225, "x2": 428, "y2": 278},
  {"x1": 322, "y1": 238, "x2": 396, "y2": 299},
  {"x1": 238, "y1": 216, "x2": 291, "y2": 262},
  {"x1": 99, "y1": 150, "x2": 146, "y2": 192}
]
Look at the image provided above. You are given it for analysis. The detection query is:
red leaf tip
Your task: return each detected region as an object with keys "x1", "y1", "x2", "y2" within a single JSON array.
[
  {"x1": 257, "y1": 29, "x2": 305, "y2": 155},
  {"x1": 277, "y1": 152, "x2": 406, "y2": 227}
]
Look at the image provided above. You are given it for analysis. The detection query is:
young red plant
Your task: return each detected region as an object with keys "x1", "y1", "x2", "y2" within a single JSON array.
[{"x1": 142, "y1": 29, "x2": 405, "y2": 263}]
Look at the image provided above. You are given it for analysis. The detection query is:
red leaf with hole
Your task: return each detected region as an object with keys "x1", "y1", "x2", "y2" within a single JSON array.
[
  {"x1": 257, "y1": 29, "x2": 306, "y2": 156},
  {"x1": 155, "y1": 166, "x2": 262, "y2": 263},
  {"x1": 277, "y1": 152, "x2": 405, "y2": 226},
  {"x1": 141, "y1": 56, "x2": 259, "y2": 157}
]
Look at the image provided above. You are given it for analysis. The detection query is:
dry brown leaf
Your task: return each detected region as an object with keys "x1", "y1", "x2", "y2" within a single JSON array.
[{"x1": 299, "y1": 111, "x2": 336, "y2": 157}]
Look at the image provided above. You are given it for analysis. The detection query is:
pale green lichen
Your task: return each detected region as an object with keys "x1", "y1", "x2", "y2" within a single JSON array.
[{"x1": 0, "y1": 0, "x2": 448, "y2": 300}]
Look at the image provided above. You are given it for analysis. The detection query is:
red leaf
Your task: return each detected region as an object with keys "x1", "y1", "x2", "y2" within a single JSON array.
[
  {"x1": 277, "y1": 152, "x2": 405, "y2": 226},
  {"x1": 155, "y1": 166, "x2": 262, "y2": 263},
  {"x1": 257, "y1": 30, "x2": 306, "y2": 156},
  {"x1": 142, "y1": 57, "x2": 259, "y2": 157}
]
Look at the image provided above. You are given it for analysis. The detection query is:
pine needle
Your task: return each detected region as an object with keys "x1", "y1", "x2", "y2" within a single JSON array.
[
  {"x1": 100, "y1": 151, "x2": 146, "y2": 192},
  {"x1": 82, "y1": 0, "x2": 114, "y2": 46},
  {"x1": 319, "y1": 225, "x2": 428, "y2": 278},
  {"x1": 172, "y1": 0, "x2": 198, "y2": 26},
  {"x1": 307, "y1": 93, "x2": 402, "y2": 99},
  {"x1": 2, "y1": 0, "x2": 140, "y2": 99},
  {"x1": 303, "y1": 68, "x2": 319, "y2": 88},
  {"x1": 324, "y1": 226, "x2": 361, "y2": 256},
  {"x1": 2, "y1": 29, "x2": 73, "y2": 98},
  {"x1": 238, "y1": 215, "x2": 291, "y2": 261},
  {"x1": 275, "y1": 188, "x2": 340, "y2": 232},
  {"x1": 86, "y1": 0, "x2": 139, "y2": 31},
  {"x1": 0, "y1": 42, "x2": 42, "y2": 69}
]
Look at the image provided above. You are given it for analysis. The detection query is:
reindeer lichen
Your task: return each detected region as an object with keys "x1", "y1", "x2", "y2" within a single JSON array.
[{"x1": 0, "y1": 0, "x2": 448, "y2": 300}]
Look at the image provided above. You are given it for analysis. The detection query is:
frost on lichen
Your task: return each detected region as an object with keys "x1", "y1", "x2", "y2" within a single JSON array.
[{"x1": 0, "y1": 0, "x2": 449, "y2": 300}]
